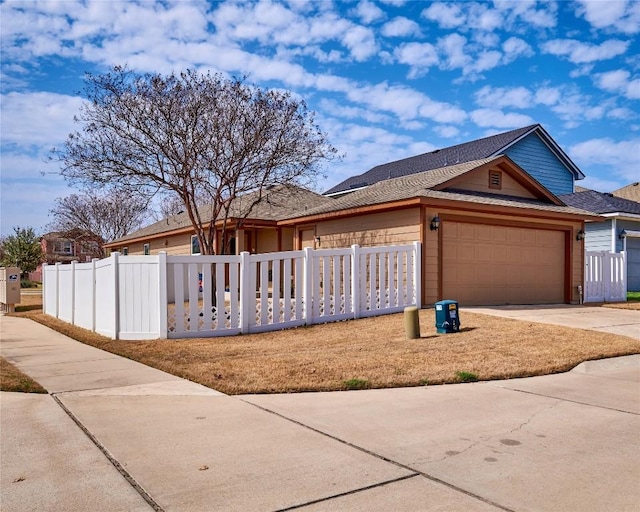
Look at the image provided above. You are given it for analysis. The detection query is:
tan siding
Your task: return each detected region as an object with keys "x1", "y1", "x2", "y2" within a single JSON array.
[
  {"x1": 280, "y1": 228, "x2": 294, "y2": 251},
  {"x1": 315, "y1": 208, "x2": 421, "y2": 248},
  {"x1": 449, "y1": 167, "x2": 537, "y2": 199},
  {"x1": 256, "y1": 229, "x2": 279, "y2": 253}
]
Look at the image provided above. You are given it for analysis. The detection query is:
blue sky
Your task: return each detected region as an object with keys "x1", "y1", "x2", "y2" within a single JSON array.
[{"x1": 1, "y1": 0, "x2": 639, "y2": 236}]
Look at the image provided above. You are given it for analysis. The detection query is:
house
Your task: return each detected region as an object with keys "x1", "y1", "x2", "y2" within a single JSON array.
[
  {"x1": 104, "y1": 185, "x2": 332, "y2": 256},
  {"x1": 106, "y1": 125, "x2": 598, "y2": 306},
  {"x1": 30, "y1": 229, "x2": 103, "y2": 281},
  {"x1": 325, "y1": 124, "x2": 584, "y2": 197},
  {"x1": 559, "y1": 188, "x2": 640, "y2": 292},
  {"x1": 283, "y1": 155, "x2": 596, "y2": 306}
]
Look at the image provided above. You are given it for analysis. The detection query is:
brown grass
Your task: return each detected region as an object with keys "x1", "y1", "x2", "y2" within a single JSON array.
[
  {"x1": 0, "y1": 358, "x2": 47, "y2": 393},
  {"x1": 11, "y1": 296, "x2": 639, "y2": 394},
  {"x1": 602, "y1": 302, "x2": 640, "y2": 311}
]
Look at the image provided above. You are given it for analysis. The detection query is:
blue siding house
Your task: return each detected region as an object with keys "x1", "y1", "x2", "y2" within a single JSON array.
[
  {"x1": 560, "y1": 189, "x2": 640, "y2": 292},
  {"x1": 325, "y1": 124, "x2": 584, "y2": 197}
]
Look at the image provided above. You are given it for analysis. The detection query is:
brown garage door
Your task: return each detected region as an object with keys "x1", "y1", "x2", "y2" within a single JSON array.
[{"x1": 442, "y1": 222, "x2": 565, "y2": 305}]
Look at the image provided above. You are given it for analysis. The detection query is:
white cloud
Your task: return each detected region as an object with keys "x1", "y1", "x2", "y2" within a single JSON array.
[
  {"x1": 354, "y1": 0, "x2": 385, "y2": 24},
  {"x1": 421, "y1": 3, "x2": 465, "y2": 28},
  {"x1": 381, "y1": 16, "x2": 421, "y2": 37},
  {"x1": 493, "y1": 0, "x2": 557, "y2": 29},
  {"x1": 434, "y1": 125, "x2": 460, "y2": 138},
  {"x1": 594, "y1": 70, "x2": 640, "y2": 99},
  {"x1": 534, "y1": 86, "x2": 562, "y2": 106},
  {"x1": 502, "y1": 37, "x2": 533, "y2": 63},
  {"x1": 569, "y1": 137, "x2": 640, "y2": 182},
  {"x1": 341, "y1": 25, "x2": 378, "y2": 61},
  {"x1": 475, "y1": 86, "x2": 533, "y2": 109},
  {"x1": 540, "y1": 38, "x2": 629, "y2": 64},
  {"x1": 575, "y1": 0, "x2": 640, "y2": 34},
  {"x1": 470, "y1": 109, "x2": 535, "y2": 129},
  {"x1": 438, "y1": 33, "x2": 469, "y2": 70},
  {"x1": 394, "y1": 42, "x2": 439, "y2": 78},
  {"x1": 318, "y1": 99, "x2": 392, "y2": 124},
  {"x1": 1, "y1": 92, "x2": 84, "y2": 147}
]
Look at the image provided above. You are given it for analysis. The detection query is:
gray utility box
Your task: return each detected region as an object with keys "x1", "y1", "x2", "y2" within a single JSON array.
[
  {"x1": 435, "y1": 300, "x2": 460, "y2": 333},
  {"x1": 0, "y1": 267, "x2": 21, "y2": 313}
]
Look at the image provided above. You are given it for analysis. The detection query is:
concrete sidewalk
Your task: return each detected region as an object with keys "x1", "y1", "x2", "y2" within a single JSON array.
[{"x1": 1, "y1": 315, "x2": 639, "y2": 511}]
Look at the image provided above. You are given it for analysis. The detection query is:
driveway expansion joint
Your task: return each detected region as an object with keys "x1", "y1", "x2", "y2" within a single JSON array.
[
  {"x1": 274, "y1": 473, "x2": 419, "y2": 511},
  {"x1": 496, "y1": 386, "x2": 640, "y2": 415},
  {"x1": 240, "y1": 398, "x2": 516, "y2": 512},
  {"x1": 50, "y1": 393, "x2": 163, "y2": 512}
]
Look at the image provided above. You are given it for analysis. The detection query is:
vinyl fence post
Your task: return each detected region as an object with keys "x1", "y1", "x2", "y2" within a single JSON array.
[
  {"x1": 413, "y1": 241, "x2": 422, "y2": 308},
  {"x1": 239, "y1": 251, "x2": 251, "y2": 334},
  {"x1": 70, "y1": 260, "x2": 77, "y2": 325},
  {"x1": 54, "y1": 262, "x2": 61, "y2": 319},
  {"x1": 112, "y1": 252, "x2": 120, "y2": 340},
  {"x1": 91, "y1": 258, "x2": 98, "y2": 332},
  {"x1": 157, "y1": 252, "x2": 168, "y2": 339},
  {"x1": 351, "y1": 244, "x2": 360, "y2": 319},
  {"x1": 303, "y1": 247, "x2": 313, "y2": 325},
  {"x1": 41, "y1": 263, "x2": 47, "y2": 314}
]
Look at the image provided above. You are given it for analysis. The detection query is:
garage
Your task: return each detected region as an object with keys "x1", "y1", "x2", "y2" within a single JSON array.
[
  {"x1": 626, "y1": 235, "x2": 640, "y2": 292},
  {"x1": 442, "y1": 221, "x2": 566, "y2": 306}
]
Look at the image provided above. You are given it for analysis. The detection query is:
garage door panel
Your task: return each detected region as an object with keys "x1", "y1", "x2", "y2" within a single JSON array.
[{"x1": 443, "y1": 222, "x2": 565, "y2": 306}]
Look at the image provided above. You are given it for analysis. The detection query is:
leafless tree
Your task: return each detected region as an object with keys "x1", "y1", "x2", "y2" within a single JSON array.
[
  {"x1": 47, "y1": 190, "x2": 149, "y2": 243},
  {"x1": 52, "y1": 67, "x2": 338, "y2": 254}
]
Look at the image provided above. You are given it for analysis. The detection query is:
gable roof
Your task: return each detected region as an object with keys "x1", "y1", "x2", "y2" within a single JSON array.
[
  {"x1": 324, "y1": 124, "x2": 585, "y2": 196},
  {"x1": 559, "y1": 189, "x2": 640, "y2": 215},
  {"x1": 106, "y1": 185, "x2": 331, "y2": 246},
  {"x1": 283, "y1": 156, "x2": 594, "y2": 224},
  {"x1": 612, "y1": 182, "x2": 640, "y2": 202}
]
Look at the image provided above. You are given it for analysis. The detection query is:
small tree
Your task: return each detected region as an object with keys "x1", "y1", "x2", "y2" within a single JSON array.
[
  {"x1": 53, "y1": 67, "x2": 338, "y2": 254},
  {"x1": 0, "y1": 227, "x2": 43, "y2": 278},
  {"x1": 48, "y1": 190, "x2": 149, "y2": 243}
]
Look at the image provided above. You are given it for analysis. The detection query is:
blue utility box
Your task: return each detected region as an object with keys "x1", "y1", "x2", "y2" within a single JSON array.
[{"x1": 435, "y1": 300, "x2": 460, "y2": 333}]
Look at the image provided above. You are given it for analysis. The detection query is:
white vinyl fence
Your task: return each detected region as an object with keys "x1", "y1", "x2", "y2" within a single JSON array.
[
  {"x1": 43, "y1": 243, "x2": 421, "y2": 340},
  {"x1": 584, "y1": 251, "x2": 627, "y2": 303}
]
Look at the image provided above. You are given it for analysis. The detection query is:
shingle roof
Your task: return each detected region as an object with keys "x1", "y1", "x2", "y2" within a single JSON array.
[
  {"x1": 324, "y1": 124, "x2": 577, "y2": 196},
  {"x1": 612, "y1": 182, "x2": 640, "y2": 202},
  {"x1": 292, "y1": 157, "x2": 594, "y2": 220},
  {"x1": 559, "y1": 189, "x2": 640, "y2": 215},
  {"x1": 109, "y1": 185, "x2": 332, "y2": 245}
]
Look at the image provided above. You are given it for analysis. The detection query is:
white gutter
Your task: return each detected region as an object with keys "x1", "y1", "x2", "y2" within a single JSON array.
[{"x1": 600, "y1": 212, "x2": 640, "y2": 221}]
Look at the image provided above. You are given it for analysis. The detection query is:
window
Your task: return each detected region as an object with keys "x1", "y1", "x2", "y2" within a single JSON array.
[
  {"x1": 54, "y1": 240, "x2": 73, "y2": 255},
  {"x1": 122, "y1": 247, "x2": 129, "y2": 255},
  {"x1": 191, "y1": 235, "x2": 201, "y2": 255},
  {"x1": 143, "y1": 243, "x2": 150, "y2": 255},
  {"x1": 489, "y1": 170, "x2": 502, "y2": 190}
]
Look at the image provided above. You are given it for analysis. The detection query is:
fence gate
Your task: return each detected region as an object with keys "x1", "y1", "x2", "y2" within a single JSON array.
[{"x1": 584, "y1": 251, "x2": 627, "y2": 303}]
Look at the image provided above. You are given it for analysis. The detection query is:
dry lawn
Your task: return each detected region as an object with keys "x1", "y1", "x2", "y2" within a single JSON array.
[
  {"x1": 12, "y1": 294, "x2": 639, "y2": 394},
  {"x1": 0, "y1": 358, "x2": 47, "y2": 393}
]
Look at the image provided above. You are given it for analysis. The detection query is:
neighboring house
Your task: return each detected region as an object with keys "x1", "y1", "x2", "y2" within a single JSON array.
[
  {"x1": 612, "y1": 182, "x2": 640, "y2": 202},
  {"x1": 325, "y1": 124, "x2": 584, "y2": 198},
  {"x1": 106, "y1": 155, "x2": 598, "y2": 306},
  {"x1": 31, "y1": 229, "x2": 104, "y2": 281},
  {"x1": 559, "y1": 189, "x2": 640, "y2": 292}
]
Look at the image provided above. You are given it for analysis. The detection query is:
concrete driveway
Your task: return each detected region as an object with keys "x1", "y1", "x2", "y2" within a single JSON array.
[
  {"x1": 469, "y1": 304, "x2": 640, "y2": 339},
  {"x1": 1, "y1": 316, "x2": 639, "y2": 512}
]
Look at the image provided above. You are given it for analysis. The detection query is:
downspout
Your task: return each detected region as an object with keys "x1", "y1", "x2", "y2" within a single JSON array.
[{"x1": 611, "y1": 218, "x2": 617, "y2": 253}]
